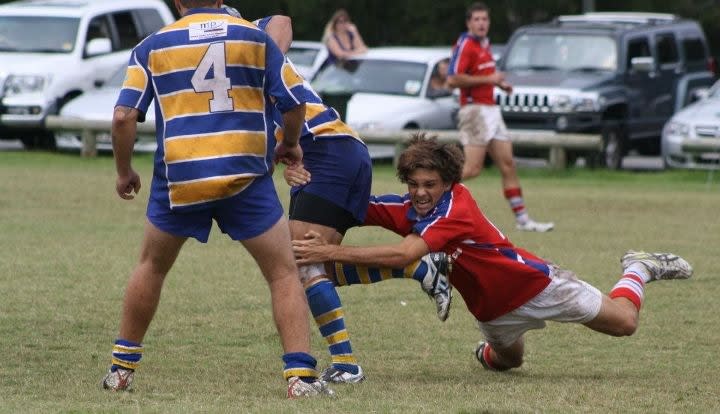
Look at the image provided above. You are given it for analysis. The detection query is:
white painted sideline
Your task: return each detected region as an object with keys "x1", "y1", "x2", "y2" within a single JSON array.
[{"x1": 45, "y1": 115, "x2": 601, "y2": 168}]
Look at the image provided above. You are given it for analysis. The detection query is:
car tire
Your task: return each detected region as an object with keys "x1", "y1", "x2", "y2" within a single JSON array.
[{"x1": 601, "y1": 125, "x2": 626, "y2": 170}]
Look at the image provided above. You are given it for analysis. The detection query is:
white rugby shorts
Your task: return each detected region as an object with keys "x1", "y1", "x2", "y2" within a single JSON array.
[
  {"x1": 477, "y1": 266, "x2": 603, "y2": 349},
  {"x1": 457, "y1": 104, "x2": 509, "y2": 146}
]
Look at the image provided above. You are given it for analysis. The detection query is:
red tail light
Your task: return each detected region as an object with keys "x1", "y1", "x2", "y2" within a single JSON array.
[{"x1": 708, "y1": 56, "x2": 718, "y2": 77}]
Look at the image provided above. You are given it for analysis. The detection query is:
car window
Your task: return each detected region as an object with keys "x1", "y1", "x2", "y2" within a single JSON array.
[
  {"x1": 135, "y1": 9, "x2": 166, "y2": 37},
  {"x1": 111, "y1": 11, "x2": 141, "y2": 50},
  {"x1": 505, "y1": 34, "x2": 616, "y2": 71},
  {"x1": 86, "y1": 14, "x2": 112, "y2": 53},
  {"x1": 0, "y1": 16, "x2": 80, "y2": 53},
  {"x1": 626, "y1": 37, "x2": 651, "y2": 68},
  {"x1": 682, "y1": 38, "x2": 706, "y2": 63},
  {"x1": 313, "y1": 59, "x2": 427, "y2": 97},
  {"x1": 655, "y1": 33, "x2": 679, "y2": 66},
  {"x1": 287, "y1": 47, "x2": 320, "y2": 67}
]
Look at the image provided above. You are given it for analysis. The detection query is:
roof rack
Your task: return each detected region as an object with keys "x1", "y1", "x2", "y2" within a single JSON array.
[{"x1": 556, "y1": 12, "x2": 678, "y2": 25}]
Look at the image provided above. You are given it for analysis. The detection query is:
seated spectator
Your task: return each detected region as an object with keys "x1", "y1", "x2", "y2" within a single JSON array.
[
  {"x1": 428, "y1": 59, "x2": 452, "y2": 97},
  {"x1": 322, "y1": 9, "x2": 368, "y2": 67}
]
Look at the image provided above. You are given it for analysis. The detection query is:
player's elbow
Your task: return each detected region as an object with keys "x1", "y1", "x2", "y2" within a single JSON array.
[
  {"x1": 446, "y1": 76, "x2": 459, "y2": 88},
  {"x1": 112, "y1": 106, "x2": 138, "y2": 128}
]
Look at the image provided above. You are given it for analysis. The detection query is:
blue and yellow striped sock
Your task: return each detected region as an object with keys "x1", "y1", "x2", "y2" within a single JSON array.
[
  {"x1": 332, "y1": 260, "x2": 425, "y2": 286},
  {"x1": 110, "y1": 339, "x2": 143, "y2": 372},
  {"x1": 306, "y1": 279, "x2": 359, "y2": 374},
  {"x1": 282, "y1": 352, "x2": 317, "y2": 382}
]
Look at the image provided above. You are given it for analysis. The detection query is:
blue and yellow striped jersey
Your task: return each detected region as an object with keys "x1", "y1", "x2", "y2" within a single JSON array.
[
  {"x1": 116, "y1": 8, "x2": 309, "y2": 210},
  {"x1": 270, "y1": 77, "x2": 364, "y2": 145}
]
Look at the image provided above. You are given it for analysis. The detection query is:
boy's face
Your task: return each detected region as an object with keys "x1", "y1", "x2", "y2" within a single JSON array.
[
  {"x1": 467, "y1": 10, "x2": 490, "y2": 38},
  {"x1": 406, "y1": 168, "x2": 451, "y2": 217}
]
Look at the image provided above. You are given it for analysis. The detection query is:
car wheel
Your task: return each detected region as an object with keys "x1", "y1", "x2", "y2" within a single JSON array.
[{"x1": 601, "y1": 126, "x2": 626, "y2": 170}]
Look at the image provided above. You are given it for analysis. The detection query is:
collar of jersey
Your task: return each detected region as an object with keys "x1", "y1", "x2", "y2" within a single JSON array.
[
  {"x1": 185, "y1": 8, "x2": 228, "y2": 16},
  {"x1": 406, "y1": 190, "x2": 452, "y2": 222}
]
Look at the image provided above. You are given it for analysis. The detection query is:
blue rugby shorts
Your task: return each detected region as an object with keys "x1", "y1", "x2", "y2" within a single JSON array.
[
  {"x1": 147, "y1": 174, "x2": 283, "y2": 242},
  {"x1": 289, "y1": 136, "x2": 372, "y2": 229}
]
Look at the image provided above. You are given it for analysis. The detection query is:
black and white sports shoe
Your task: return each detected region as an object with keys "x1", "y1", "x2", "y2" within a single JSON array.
[
  {"x1": 320, "y1": 365, "x2": 366, "y2": 384},
  {"x1": 420, "y1": 252, "x2": 453, "y2": 322},
  {"x1": 621, "y1": 251, "x2": 693, "y2": 281}
]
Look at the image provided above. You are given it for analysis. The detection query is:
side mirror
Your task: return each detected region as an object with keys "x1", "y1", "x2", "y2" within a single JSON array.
[
  {"x1": 85, "y1": 38, "x2": 111, "y2": 57},
  {"x1": 630, "y1": 56, "x2": 654, "y2": 72}
]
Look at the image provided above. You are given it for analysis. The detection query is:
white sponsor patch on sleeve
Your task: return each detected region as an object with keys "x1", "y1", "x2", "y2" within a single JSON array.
[{"x1": 189, "y1": 20, "x2": 228, "y2": 41}]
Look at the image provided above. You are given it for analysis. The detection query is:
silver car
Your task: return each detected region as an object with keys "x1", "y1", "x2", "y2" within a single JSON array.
[
  {"x1": 287, "y1": 40, "x2": 328, "y2": 81},
  {"x1": 311, "y1": 47, "x2": 457, "y2": 132},
  {"x1": 662, "y1": 80, "x2": 720, "y2": 169},
  {"x1": 55, "y1": 67, "x2": 156, "y2": 153}
]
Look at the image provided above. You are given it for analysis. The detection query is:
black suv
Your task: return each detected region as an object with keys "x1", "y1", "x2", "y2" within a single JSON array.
[{"x1": 496, "y1": 12, "x2": 717, "y2": 168}]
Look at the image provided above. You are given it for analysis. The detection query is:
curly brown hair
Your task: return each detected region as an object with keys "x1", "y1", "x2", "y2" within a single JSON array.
[{"x1": 396, "y1": 133, "x2": 464, "y2": 185}]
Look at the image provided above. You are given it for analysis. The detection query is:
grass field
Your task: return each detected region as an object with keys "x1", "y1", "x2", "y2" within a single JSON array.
[{"x1": 1, "y1": 151, "x2": 719, "y2": 413}]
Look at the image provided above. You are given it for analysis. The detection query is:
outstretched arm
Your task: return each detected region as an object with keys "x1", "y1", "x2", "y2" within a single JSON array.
[{"x1": 293, "y1": 230, "x2": 430, "y2": 268}]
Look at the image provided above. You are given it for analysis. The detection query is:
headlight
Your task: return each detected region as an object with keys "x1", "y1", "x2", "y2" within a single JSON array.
[
  {"x1": 574, "y1": 97, "x2": 599, "y2": 112},
  {"x1": 665, "y1": 121, "x2": 690, "y2": 136},
  {"x1": 3, "y1": 75, "x2": 48, "y2": 96},
  {"x1": 551, "y1": 95, "x2": 572, "y2": 113},
  {"x1": 551, "y1": 93, "x2": 601, "y2": 113}
]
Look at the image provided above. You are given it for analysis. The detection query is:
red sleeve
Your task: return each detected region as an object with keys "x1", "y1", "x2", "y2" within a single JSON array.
[
  {"x1": 364, "y1": 200, "x2": 414, "y2": 236},
  {"x1": 454, "y1": 38, "x2": 474, "y2": 74}
]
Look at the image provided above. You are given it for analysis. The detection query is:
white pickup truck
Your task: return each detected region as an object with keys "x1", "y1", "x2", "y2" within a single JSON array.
[{"x1": 0, "y1": 0, "x2": 175, "y2": 149}]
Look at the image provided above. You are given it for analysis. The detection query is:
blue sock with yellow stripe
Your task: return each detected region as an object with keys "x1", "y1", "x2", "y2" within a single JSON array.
[
  {"x1": 282, "y1": 352, "x2": 318, "y2": 383},
  {"x1": 110, "y1": 339, "x2": 143, "y2": 372},
  {"x1": 306, "y1": 279, "x2": 359, "y2": 375},
  {"x1": 332, "y1": 260, "x2": 425, "y2": 286}
]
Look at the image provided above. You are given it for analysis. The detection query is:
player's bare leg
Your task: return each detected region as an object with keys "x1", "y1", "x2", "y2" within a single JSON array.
[{"x1": 461, "y1": 144, "x2": 488, "y2": 180}]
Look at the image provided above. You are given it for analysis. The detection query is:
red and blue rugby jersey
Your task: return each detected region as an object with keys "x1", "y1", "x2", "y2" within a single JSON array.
[
  {"x1": 116, "y1": 8, "x2": 309, "y2": 210},
  {"x1": 364, "y1": 184, "x2": 551, "y2": 322},
  {"x1": 448, "y1": 33, "x2": 496, "y2": 106}
]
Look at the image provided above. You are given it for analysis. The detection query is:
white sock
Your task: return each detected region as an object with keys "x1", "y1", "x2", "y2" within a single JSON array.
[{"x1": 625, "y1": 262, "x2": 651, "y2": 283}]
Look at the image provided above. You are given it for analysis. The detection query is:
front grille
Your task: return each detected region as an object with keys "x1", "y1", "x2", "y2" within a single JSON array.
[
  {"x1": 695, "y1": 125, "x2": 720, "y2": 138},
  {"x1": 495, "y1": 93, "x2": 551, "y2": 112}
]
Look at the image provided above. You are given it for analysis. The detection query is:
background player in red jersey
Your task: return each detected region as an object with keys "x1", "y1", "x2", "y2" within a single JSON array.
[
  {"x1": 292, "y1": 133, "x2": 693, "y2": 372},
  {"x1": 447, "y1": 2, "x2": 553, "y2": 232}
]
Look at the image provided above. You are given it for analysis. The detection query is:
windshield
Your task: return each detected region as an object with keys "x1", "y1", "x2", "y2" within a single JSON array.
[
  {"x1": 0, "y1": 16, "x2": 80, "y2": 53},
  {"x1": 505, "y1": 34, "x2": 617, "y2": 72},
  {"x1": 709, "y1": 81, "x2": 720, "y2": 99},
  {"x1": 312, "y1": 59, "x2": 428, "y2": 97},
  {"x1": 287, "y1": 46, "x2": 320, "y2": 67}
]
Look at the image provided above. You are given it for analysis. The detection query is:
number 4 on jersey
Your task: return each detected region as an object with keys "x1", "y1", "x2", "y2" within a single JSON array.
[{"x1": 191, "y1": 42, "x2": 234, "y2": 113}]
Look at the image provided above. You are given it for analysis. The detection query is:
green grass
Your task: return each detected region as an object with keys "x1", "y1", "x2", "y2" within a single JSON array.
[{"x1": 1, "y1": 151, "x2": 720, "y2": 413}]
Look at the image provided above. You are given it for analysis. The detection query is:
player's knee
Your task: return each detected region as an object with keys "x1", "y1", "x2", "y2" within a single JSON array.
[
  {"x1": 463, "y1": 164, "x2": 482, "y2": 179},
  {"x1": 503, "y1": 354, "x2": 524, "y2": 369},
  {"x1": 298, "y1": 263, "x2": 327, "y2": 286},
  {"x1": 617, "y1": 315, "x2": 639, "y2": 336},
  {"x1": 608, "y1": 314, "x2": 639, "y2": 337}
]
